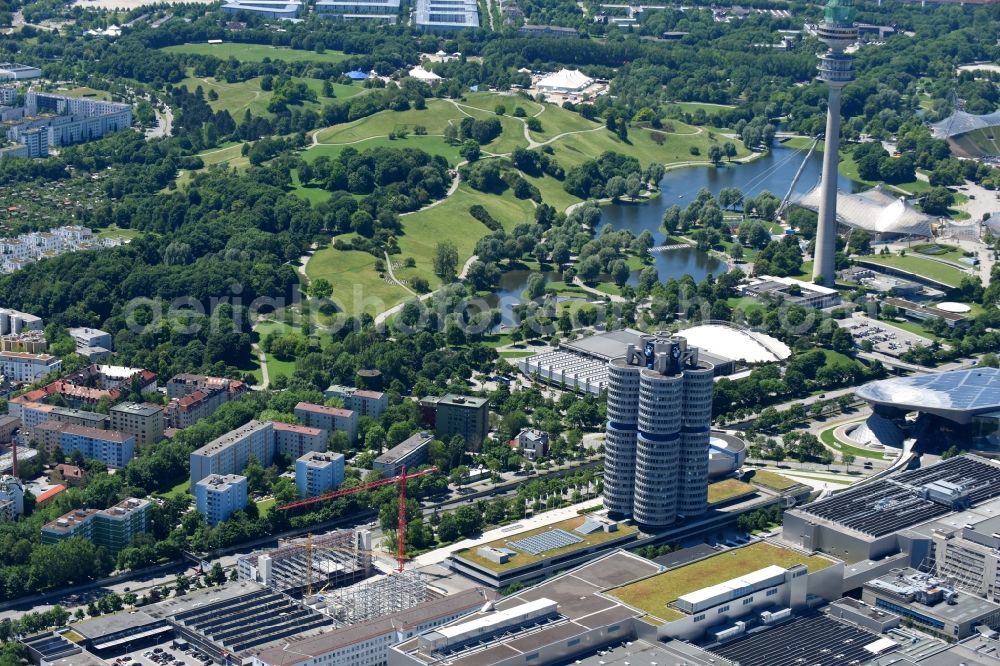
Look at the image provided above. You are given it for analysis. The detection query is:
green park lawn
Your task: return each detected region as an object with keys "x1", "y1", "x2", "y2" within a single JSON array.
[
  {"x1": 254, "y1": 320, "x2": 300, "y2": 381},
  {"x1": 97, "y1": 225, "x2": 143, "y2": 241},
  {"x1": 860, "y1": 254, "x2": 968, "y2": 288},
  {"x1": 458, "y1": 92, "x2": 544, "y2": 118},
  {"x1": 294, "y1": 91, "x2": 754, "y2": 318},
  {"x1": 820, "y1": 425, "x2": 891, "y2": 460},
  {"x1": 313, "y1": 99, "x2": 467, "y2": 143},
  {"x1": 163, "y1": 42, "x2": 349, "y2": 64},
  {"x1": 667, "y1": 101, "x2": 736, "y2": 114},
  {"x1": 303, "y1": 134, "x2": 463, "y2": 167},
  {"x1": 393, "y1": 184, "x2": 536, "y2": 290},
  {"x1": 306, "y1": 241, "x2": 411, "y2": 319},
  {"x1": 178, "y1": 74, "x2": 360, "y2": 121}
]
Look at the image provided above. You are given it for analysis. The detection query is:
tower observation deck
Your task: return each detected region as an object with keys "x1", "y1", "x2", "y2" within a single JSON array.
[{"x1": 812, "y1": 0, "x2": 858, "y2": 287}]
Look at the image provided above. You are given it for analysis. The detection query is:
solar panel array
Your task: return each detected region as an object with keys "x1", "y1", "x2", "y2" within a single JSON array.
[
  {"x1": 709, "y1": 614, "x2": 893, "y2": 666},
  {"x1": 509, "y1": 528, "x2": 583, "y2": 555},
  {"x1": 798, "y1": 456, "x2": 1000, "y2": 537},
  {"x1": 859, "y1": 367, "x2": 1000, "y2": 411}
]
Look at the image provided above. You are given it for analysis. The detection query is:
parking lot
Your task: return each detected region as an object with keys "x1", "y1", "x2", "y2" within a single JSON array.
[
  {"x1": 116, "y1": 641, "x2": 215, "y2": 666},
  {"x1": 843, "y1": 314, "x2": 930, "y2": 356}
]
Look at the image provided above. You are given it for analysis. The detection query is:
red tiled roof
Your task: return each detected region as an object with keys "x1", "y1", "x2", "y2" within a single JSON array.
[{"x1": 36, "y1": 484, "x2": 66, "y2": 503}]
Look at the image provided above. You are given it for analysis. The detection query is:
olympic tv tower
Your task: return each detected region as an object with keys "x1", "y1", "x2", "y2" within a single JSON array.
[{"x1": 812, "y1": 0, "x2": 857, "y2": 286}]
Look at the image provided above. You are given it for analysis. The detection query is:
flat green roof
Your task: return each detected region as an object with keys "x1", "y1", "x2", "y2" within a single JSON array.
[
  {"x1": 606, "y1": 542, "x2": 836, "y2": 623},
  {"x1": 453, "y1": 515, "x2": 638, "y2": 573}
]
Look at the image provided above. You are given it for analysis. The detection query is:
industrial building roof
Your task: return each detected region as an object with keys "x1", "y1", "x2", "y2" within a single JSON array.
[
  {"x1": 794, "y1": 455, "x2": 1000, "y2": 537},
  {"x1": 791, "y1": 184, "x2": 935, "y2": 236},
  {"x1": 708, "y1": 613, "x2": 897, "y2": 666},
  {"x1": 392, "y1": 551, "x2": 661, "y2": 666},
  {"x1": 866, "y1": 568, "x2": 1000, "y2": 624},
  {"x1": 146, "y1": 583, "x2": 332, "y2": 658},
  {"x1": 256, "y1": 589, "x2": 490, "y2": 665}
]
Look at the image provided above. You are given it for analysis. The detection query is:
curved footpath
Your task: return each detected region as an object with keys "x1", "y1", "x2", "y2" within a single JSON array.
[{"x1": 303, "y1": 123, "x2": 772, "y2": 322}]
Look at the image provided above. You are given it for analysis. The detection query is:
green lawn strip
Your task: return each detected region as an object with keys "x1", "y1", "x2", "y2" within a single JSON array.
[
  {"x1": 460, "y1": 92, "x2": 544, "y2": 118},
  {"x1": 819, "y1": 425, "x2": 889, "y2": 460},
  {"x1": 779, "y1": 471, "x2": 854, "y2": 485},
  {"x1": 707, "y1": 478, "x2": 757, "y2": 503},
  {"x1": 745, "y1": 469, "x2": 798, "y2": 491},
  {"x1": 256, "y1": 498, "x2": 276, "y2": 514},
  {"x1": 876, "y1": 317, "x2": 939, "y2": 341},
  {"x1": 393, "y1": 184, "x2": 536, "y2": 292},
  {"x1": 53, "y1": 86, "x2": 112, "y2": 100},
  {"x1": 161, "y1": 476, "x2": 192, "y2": 500},
  {"x1": 179, "y1": 74, "x2": 357, "y2": 121},
  {"x1": 163, "y1": 43, "x2": 349, "y2": 64},
  {"x1": 306, "y1": 242, "x2": 411, "y2": 318},
  {"x1": 97, "y1": 225, "x2": 142, "y2": 241},
  {"x1": 667, "y1": 101, "x2": 737, "y2": 114},
  {"x1": 607, "y1": 542, "x2": 834, "y2": 623},
  {"x1": 860, "y1": 254, "x2": 968, "y2": 288},
  {"x1": 499, "y1": 351, "x2": 535, "y2": 358},
  {"x1": 314, "y1": 99, "x2": 469, "y2": 143},
  {"x1": 303, "y1": 134, "x2": 463, "y2": 167},
  {"x1": 911, "y1": 243, "x2": 970, "y2": 264}
]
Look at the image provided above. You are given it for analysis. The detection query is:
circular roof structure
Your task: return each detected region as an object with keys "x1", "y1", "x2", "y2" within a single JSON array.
[
  {"x1": 856, "y1": 368, "x2": 1000, "y2": 425},
  {"x1": 936, "y1": 302, "x2": 972, "y2": 314},
  {"x1": 680, "y1": 323, "x2": 790, "y2": 363}
]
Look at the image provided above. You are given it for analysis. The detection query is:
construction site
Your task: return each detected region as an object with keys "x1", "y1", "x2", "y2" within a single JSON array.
[{"x1": 237, "y1": 528, "x2": 438, "y2": 627}]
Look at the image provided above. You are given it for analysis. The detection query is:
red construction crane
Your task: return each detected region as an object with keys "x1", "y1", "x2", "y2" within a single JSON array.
[{"x1": 278, "y1": 465, "x2": 438, "y2": 572}]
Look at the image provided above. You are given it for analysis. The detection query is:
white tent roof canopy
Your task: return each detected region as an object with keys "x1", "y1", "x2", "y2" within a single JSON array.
[
  {"x1": 791, "y1": 184, "x2": 935, "y2": 237},
  {"x1": 536, "y1": 68, "x2": 593, "y2": 91},
  {"x1": 408, "y1": 67, "x2": 442, "y2": 81}
]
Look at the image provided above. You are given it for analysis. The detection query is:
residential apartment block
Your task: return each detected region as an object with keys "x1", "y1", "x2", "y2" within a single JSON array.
[
  {"x1": 195, "y1": 474, "x2": 248, "y2": 526},
  {"x1": 273, "y1": 422, "x2": 327, "y2": 458},
  {"x1": 294, "y1": 402, "x2": 358, "y2": 444},
  {"x1": 41, "y1": 498, "x2": 151, "y2": 553},
  {"x1": 0, "y1": 226, "x2": 121, "y2": 275},
  {"x1": 166, "y1": 374, "x2": 247, "y2": 429},
  {"x1": 110, "y1": 402, "x2": 164, "y2": 446},
  {"x1": 2, "y1": 92, "x2": 132, "y2": 160},
  {"x1": 57, "y1": 424, "x2": 135, "y2": 468},
  {"x1": 295, "y1": 451, "x2": 345, "y2": 497},
  {"x1": 0, "y1": 308, "x2": 42, "y2": 335},
  {"x1": 420, "y1": 394, "x2": 489, "y2": 449},
  {"x1": 373, "y1": 432, "x2": 433, "y2": 477},
  {"x1": 190, "y1": 420, "x2": 275, "y2": 489},
  {"x1": 0, "y1": 351, "x2": 61, "y2": 383}
]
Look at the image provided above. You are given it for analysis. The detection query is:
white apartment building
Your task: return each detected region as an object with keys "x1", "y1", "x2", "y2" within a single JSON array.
[{"x1": 0, "y1": 351, "x2": 61, "y2": 382}]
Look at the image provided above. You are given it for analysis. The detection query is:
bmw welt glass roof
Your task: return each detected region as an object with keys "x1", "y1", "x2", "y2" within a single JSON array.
[{"x1": 857, "y1": 368, "x2": 1000, "y2": 413}]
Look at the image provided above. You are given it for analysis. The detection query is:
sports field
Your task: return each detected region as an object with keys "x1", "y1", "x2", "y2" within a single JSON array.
[{"x1": 163, "y1": 42, "x2": 349, "y2": 64}]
